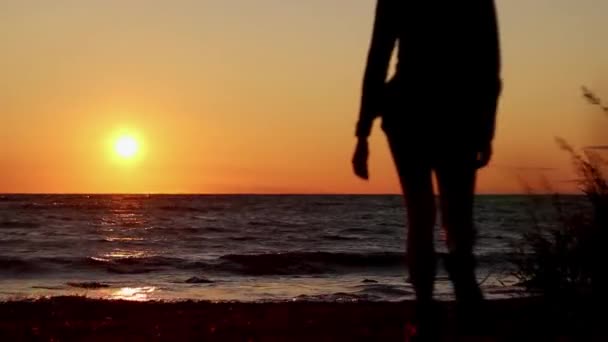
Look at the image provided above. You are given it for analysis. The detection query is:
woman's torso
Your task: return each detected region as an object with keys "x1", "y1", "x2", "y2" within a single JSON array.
[
  {"x1": 390, "y1": 1, "x2": 498, "y2": 93},
  {"x1": 380, "y1": 1, "x2": 500, "y2": 147}
]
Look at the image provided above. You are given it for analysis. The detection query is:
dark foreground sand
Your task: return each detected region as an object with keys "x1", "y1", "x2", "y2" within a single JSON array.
[{"x1": 0, "y1": 297, "x2": 603, "y2": 341}]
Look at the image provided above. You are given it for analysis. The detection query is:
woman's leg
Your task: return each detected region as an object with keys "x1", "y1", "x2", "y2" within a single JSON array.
[
  {"x1": 386, "y1": 133, "x2": 436, "y2": 304},
  {"x1": 435, "y1": 155, "x2": 483, "y2": 303}
]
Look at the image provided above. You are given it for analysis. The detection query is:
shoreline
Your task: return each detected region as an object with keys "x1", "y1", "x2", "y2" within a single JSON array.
[{"x1": 0, "y1": 296, "x2": 601, "y2": 341}]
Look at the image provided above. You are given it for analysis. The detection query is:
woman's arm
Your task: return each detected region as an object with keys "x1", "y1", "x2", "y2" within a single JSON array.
[
  {"x1": 355, "y1": 0, "x2": 398, "y2": 138},
  {"x1": 477, "y1": 0, "x2": 502, "y2": 148}
]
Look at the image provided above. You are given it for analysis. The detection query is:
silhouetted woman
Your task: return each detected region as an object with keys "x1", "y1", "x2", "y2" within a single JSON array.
[{"x1": 352, "y1": 0, "x2": 501, "y2": 334}]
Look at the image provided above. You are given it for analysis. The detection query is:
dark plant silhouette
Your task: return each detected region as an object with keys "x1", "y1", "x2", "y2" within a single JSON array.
[
  {"x1": 582, "y1": 86, "x2": 608, "y2": 117},
  {"x1": 513, "y1": 88, "x2": 607, "y2": 303}
]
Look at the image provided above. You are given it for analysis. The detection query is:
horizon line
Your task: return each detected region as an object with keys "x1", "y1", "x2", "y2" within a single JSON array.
[{"x1": 0, "y1": 192, "x2": 582, "y2": 196}]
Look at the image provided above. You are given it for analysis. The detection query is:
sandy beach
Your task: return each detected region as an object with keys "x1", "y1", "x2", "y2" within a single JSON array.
[{"x1": 0, "y1": 296, "x2": 602, "y2": 341}]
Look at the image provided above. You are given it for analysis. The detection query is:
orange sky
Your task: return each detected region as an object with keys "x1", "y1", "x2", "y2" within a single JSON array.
[{"x1": 1, "y1": 0, "x2": 607, "y2": 194}]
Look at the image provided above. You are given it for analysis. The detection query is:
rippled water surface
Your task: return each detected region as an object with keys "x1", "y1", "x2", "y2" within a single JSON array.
[{"x1": 0, "y1": 194, "x2": 572, "y2": 301}]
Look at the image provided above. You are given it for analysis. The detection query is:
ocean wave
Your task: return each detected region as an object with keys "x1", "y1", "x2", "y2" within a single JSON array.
[
  {"x1": 321, "y1": 234, "x2": 363, "y2": 241},
  {"x1": 354, "y1": 283, "x2": 414, "y2": 297},
  {"x1": 228, "y1": 236, "x2": 258, "y2": 242},
  {"x1": 0, "y1": 238, "x2": 30, "y2": 245},
  {"x1": 0, "y1": 250, "x2": 516, "y2": 277},
  {"x1": 159, "y1": 205, "x2": 206, "y2": 213},
  {"x1": 159, "y1": 204, "x2": 226, "y2": 213},
  {"x1": 215, "y1": 251, "x2": 516, "y2": 275},
  {"x1": 91, "y1": 255, "x2": 185, "y2": 274},
  {"x1": 294, "y1": 292, "x2": 381, "y2": 302},
  {"x1": 247, "y1": 220, "x2": 302, "y2": 229},
  {"x1": 309, "y1": 201, "x2": 347, "y2": 207},
  {"x1": 19, "y1": 203, "x2": 107, "y2": 211},
  {"x1": 0, "y1": 255, "x2": 185, "y2": 275},
  {"x1": 0, "y1": 252, "x2": 406, "y2": 276},
  {"x1": 216, "y1": 252, "x2": 406, "y2": 275},
  {"x1": 0, "y1": 220, "x2": 40, "y2": 229},
  {"x1": 339, "y1": 227, "x2": 376, "y2": 233},
  {"x1": 0, "y1": 256, "x2": 42, "y2": 272},
  {"x1": 184, "y1": 276, "x2": 214, "y2": 284}
]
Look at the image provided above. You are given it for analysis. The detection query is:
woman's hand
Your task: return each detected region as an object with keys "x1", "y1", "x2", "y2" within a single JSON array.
[{"x1": 352, "y1": 138, "x2": 369, "y2": 180}]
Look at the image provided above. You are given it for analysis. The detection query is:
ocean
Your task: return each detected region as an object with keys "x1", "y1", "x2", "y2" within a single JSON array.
[{"x1": 0, "y1": 194, "x2": 570, "y2": 302}]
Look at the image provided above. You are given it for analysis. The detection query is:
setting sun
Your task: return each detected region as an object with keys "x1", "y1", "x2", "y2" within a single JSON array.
[{"x1": 115, "y1": 136, "x2": 139, "y2": 158}]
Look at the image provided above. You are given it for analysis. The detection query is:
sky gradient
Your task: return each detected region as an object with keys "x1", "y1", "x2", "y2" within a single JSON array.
[{"x1": 1, "y1": 0, "x2": 607, "y2": 194}]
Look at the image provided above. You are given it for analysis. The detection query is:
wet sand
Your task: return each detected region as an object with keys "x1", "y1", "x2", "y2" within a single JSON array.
[{"x1": 0, "y1": 296, "x2": 601, "y2": 341}]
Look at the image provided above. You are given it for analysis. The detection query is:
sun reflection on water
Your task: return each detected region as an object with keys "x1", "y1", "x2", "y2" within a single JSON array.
[
  {"x1": 104, "y1": 236, "x2": 145, "y2": 242},
  {"x1": 104, "y1": 250, "x2": 147, "y2": 259},
  {"x1": 94, "y1": 197, "x2": 152, "y2": 262},
  {"x1": 111, "y1": 286, "x2": 157, "y2": 301}
]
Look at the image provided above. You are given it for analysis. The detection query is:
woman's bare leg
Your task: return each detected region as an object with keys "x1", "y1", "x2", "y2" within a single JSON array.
[
  {"x1": 435, "y1": 156, "x2": 483, "y2": 303},
  {"x1": 387, "y1": 135, "x2": 437, "y2": 304}
]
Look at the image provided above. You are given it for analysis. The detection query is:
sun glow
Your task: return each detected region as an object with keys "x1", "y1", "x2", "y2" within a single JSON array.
[{"x1": 114, "y1": 136, "x2": 139, "y2": 158}]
